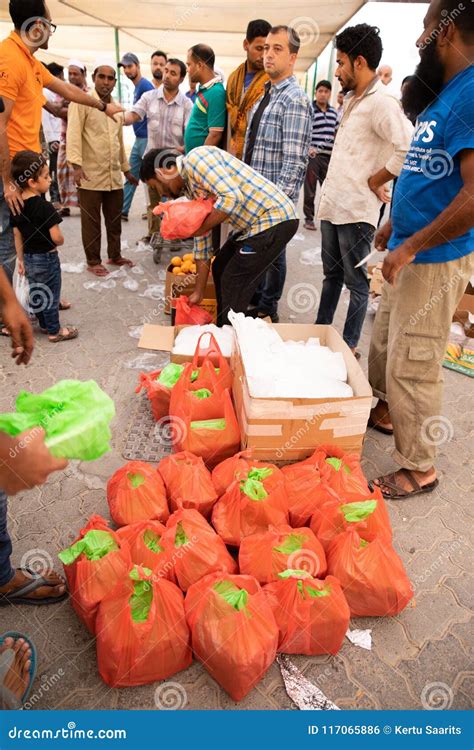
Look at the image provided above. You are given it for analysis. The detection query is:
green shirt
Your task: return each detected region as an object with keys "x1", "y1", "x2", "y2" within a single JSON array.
[{"x1": 184, "y1": 79, "x2": 226, "y2": 153}]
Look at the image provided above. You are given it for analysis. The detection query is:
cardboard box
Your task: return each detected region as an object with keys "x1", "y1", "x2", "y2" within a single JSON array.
[
  {"x1": 138, "y1": 324, "x2": 231, "y2": 364},
  {"x1": 232, "y1": 324, "x2": 372, "y2": 462},
  {"x1": 164, "y1": 264, "x2": 215, "y2": 315}
]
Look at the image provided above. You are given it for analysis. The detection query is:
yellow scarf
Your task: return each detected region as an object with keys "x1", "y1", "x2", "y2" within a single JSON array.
[{"x1": 226, "y1": 62, "x2": 268, "y2": 160}]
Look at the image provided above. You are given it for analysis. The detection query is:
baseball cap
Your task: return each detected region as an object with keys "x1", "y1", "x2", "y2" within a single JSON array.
[{"x1": 118, "y1": 53, "x2": 140, "y2": 67}]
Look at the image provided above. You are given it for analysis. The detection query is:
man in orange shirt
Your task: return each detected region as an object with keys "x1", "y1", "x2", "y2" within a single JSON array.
[{"x1": 0, "y1": 0, "x2": 123, "y2": 306}]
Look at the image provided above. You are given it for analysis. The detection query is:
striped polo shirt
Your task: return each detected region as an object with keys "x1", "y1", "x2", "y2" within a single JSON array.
[{"x1": 310, "y1": 102, "x2": 338, "y2": 154}]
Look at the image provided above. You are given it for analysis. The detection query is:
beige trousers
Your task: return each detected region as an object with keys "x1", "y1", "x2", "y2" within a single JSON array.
[{"x1": 369, "y1": 253, "x2": 474, "y2": 471}]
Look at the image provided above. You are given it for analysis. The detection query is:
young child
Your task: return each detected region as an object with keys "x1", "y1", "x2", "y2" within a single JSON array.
[{"x1": 10, "y1": 150, "x2": 78, "y2": 343}]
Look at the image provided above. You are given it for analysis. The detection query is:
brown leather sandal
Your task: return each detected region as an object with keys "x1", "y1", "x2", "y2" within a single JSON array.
[{"x1": 370, "y1": 469, "x2": 439, "y2": 500}]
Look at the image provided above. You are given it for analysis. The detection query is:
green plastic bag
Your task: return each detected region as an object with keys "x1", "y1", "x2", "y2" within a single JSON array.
[
  {"x1": 325, "y1": 457, "x2": 350, "y2": 474},
  {"x1": 192, "y1": 388, "x2": 212, "y2": 400},
  {"x1": 143, "y1": 529, "x2": 163, "y2": 554},
  {"x1": 273, "y1": 532, "x2": 305, "y2": 555},
  {"x1": 277, "y1": 569, "x2": 330, "y2": 598},
  {"x1": 58, "y1": 530, "x2": 119, "y2": 565},
  {"x1": 157, "y1": 363, "x2": 184, "y2": 389},
  {"x1": 340, "y1": 500, "x2": 377, "y2": 524},
  {"x1": 129, "y1": 566, "x2": 153, "y2": 623},
  {"x1": 174, "y1": 521, "x2": 189, "y2": 548},
  {"x1": 190, "y1": 418, "x2": 226, "y2": 431},
  {"x1": 0, "y1": 380, "x2": 115, "y2": 461},
  {"x1": 214, "y1": 580, "x2": 248, "y2": 611},
  {"x1": 240, "y1": 467, "x2": 272, "y2": 501}
]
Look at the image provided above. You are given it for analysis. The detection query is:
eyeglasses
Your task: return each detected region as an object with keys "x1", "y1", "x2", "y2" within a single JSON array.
[{"x1": 41, "y1": 18, "x2": 57, "y2": 34}]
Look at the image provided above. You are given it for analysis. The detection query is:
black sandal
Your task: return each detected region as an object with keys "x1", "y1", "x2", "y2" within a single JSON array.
[
  {"x1": 370, "y1": 470, "x2": 439, "y2": 500},
  {"x1": 0, "y1": 568, "x2": 68, "y2": 606}
]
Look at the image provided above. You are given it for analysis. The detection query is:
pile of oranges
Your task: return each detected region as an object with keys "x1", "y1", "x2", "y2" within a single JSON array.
[{"x1": 171, "y1": 254, "x2": 197, "y2": 276}]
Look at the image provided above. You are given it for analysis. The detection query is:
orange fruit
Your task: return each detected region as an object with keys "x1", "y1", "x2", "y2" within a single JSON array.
[
  {"x1": 171, "y1": 256, "x2": 182, "y2": 266},
  {"x1": 172, "y1": 267, "x2": 184, "y2": 275},
  {"x1": 183, "y1": 253, "x2": 194, "y2": 262}
]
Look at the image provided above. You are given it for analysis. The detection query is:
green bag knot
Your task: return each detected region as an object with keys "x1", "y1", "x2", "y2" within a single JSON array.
[
  {"x1": 193, "y1": 388, "x2": 212, "y2": 400},
  {"x1": 341, "y1": 500, "x2": 377, "y2": 523},
  {"x1": 278, "y1": 569, "x2": 312, "y2": 579},
  {"x1": 274, "y1": 533, "x2": 304, "y2": 555},
  {"x1": 58, "y1": 529, "x2": 118, "y2": 565},
  {"x1": 325, "y1": 457, "x2": 350, "y2": 473},
  {"x1": 174, "y1": 521, "x2": 189, "y2": 548},
  {"x1": 129, "y1": 566, "x2": 153, "y2": 622},
  {"x1": 190, "y1": 418, "x2": 226, "y2": 431},
  {"x1": 143, "y1": 529, "x2": 163, "y2": 554},
  {"x1": 214, "y1": 580, "x2": 248, "y2": 611},
  {"x1": 157, "y1": 363, "x2": 184, "y2": 389},
  {"x1": 128, "y1": 471, "x2": 145, "y2": 489}
]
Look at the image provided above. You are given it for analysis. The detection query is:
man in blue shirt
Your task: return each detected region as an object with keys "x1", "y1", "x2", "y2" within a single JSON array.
[
  {"x1": 369, "y1": 0, "x2": 474, "y2": 500},
  {"x1": 119, "y1": 53, "x2": 153, "y2": 221}
]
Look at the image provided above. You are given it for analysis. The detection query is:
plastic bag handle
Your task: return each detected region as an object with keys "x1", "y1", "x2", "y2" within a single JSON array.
[{"x1": 192, "y1": 332, "x2": 223, "y2": 367}]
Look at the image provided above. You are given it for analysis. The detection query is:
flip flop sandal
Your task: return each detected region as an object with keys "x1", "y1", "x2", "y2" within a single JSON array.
[
  {"x1": 368, "y1": 416, "x2": 394, "y2": 435},
  {"x1": 370, "y1": 470, "x2": 439, "y2": 500},
  {"x1": 87, "y1": 265, "x2": 109, "y2": 277},
  {"x1": 48, "y1": 328, "x2": 79, "y2": 343},
  {"x1": 0, "y1": 632, "x2": 37, "y2": 709},
  {"x1": 0, "y1": 568, "x2": 68, "y2": 607}
]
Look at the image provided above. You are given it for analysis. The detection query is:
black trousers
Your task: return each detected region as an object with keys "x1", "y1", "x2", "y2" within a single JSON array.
[
  {"x1": 48, "y1": 141, "x2": 60, "y2": 204},
  {"x1": 303, "y1": 152, "x2": 331, "y2": 221},
  {"x1": 212, "y1": 219, "x2": 299, "y2": 326}
]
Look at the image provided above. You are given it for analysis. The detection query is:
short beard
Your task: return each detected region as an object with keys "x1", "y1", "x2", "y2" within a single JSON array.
[
  {"x1": 402, "y1": 41, "x2": 445, "y2": 121},
  {"x1": 153, "y1": 71, "x2": 163, "y2": 81}
]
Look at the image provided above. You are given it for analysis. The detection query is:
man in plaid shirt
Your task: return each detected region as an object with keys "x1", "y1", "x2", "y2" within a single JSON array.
[
  {"x1": 242, "y1": 25, "x2": 312, "y2": 322},
  {"x1": 140, "y1": 146, "x2": 299, "y2": 325}
]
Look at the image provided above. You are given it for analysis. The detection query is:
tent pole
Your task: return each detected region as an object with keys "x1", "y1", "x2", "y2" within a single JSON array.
[{"x1": 114, "y1": 27, "x2": 122, "y2": 102}]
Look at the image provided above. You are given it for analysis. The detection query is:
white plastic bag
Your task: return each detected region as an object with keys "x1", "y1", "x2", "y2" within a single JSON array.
[{"x1": 15, "y1": 275, "x2": 30, "y2": 312}]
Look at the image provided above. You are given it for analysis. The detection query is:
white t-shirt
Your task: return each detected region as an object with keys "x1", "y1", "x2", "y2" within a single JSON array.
[{"x1": 42, "y1": 89, "x2": 62, "y2": 143}]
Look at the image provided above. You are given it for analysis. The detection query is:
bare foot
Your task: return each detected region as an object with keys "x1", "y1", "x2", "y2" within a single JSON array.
[
  {"x1": 1, "y1": 637, "x2": 31, "y2": 703},
  {"x1": 0, "y1": 569, "x2": 66, "y2": 602}
]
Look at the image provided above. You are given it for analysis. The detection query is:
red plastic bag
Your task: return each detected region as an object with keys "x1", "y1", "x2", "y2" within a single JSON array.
[
  {"x1": 211, "y1": 466, "x2": 289, "y2": 546},
  {"x1": 135, "y1": 369, "x2": 173, "y2": 422},
  {"x1": 158, "y1": 451, "x2": 217, "y2": 518},
  {"x1": 154, "y1": 197, "x2": 214, "y2": 240},
  {"x1": 107, "y1": 461, "x2": 169, "y2": 527},
  {"x1": 281, "y1": 453, "x2": 323, "y2": 527},
  {"x1": 190, "y1": 332, "x2": 233, "y2": 389},
  {"x1": 116, "y1": 520, "x2": 173, "y2": 579},
  {"x1": 162, "y1": 508, "x2": 237, "y2": 591},
  {"x1": 96, "y1": 565, "x2": 192, "y2": 687},
  {"x1": 212, "y1": 450, "x2": 278, "y2": 497},
  {"x1": 263, "y1": 572, "x2": 350, "y2": 655},
  {"x1": 172, "y1": 389, "x2": 241, "y2": 469},
  {"x1": 327, "y1": 528, "x2": 413, "y2": 616},
  {"x1": 310, "y1": 487, "x2": 392, "y2": 551},
  {"x1": 313, "y1": 445, "x2": 371, "y2": 499},
  {"x1": 175, "y1": 295, "x2": 213, "y2": 326},
  {"x1": 58, "y1": 515, "x2": 131, "y2": 633},
  {"x1": 185, "y1": 573, "x2": 279, "y2": 701},
  {"x1": 239, "y1": 525, "x2": 327, "y2": 584},
  {"x1": 169, "y1": 360, "x2": 228, "y2": 423}
]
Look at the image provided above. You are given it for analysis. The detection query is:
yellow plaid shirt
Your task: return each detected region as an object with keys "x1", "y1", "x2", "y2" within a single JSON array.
[{"x1": 176, "y1": 146, "x2": 298, "y2": 260}]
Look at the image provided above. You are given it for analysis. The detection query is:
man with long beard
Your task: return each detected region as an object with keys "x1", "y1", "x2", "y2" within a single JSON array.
[{"x1": 369, "y1": 0, "x2": 474, "y2": 499}]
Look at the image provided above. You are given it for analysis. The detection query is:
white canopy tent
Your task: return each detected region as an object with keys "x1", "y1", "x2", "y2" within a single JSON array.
[{"x1": 0, "y1": 0, "x2": 368, "y2": 81}]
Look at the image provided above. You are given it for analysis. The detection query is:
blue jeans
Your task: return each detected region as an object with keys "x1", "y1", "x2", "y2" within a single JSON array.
[
  {"x1": 257, "y1": 245, "x2": 287, "y2": 318},
  {"x1": 316, "y1": 220, "x2": 373, "y2": 349},
  {"x1": 0, "y1": 490, "x2": 14, "y2": 587},
  {"x1": 0, "y1": 181, "x2": 16, "y2": 285},
  {"x1": 24, "y1": 252, "x2": 62, "y2": 336},
  {"x1": 122, "y1": 137, "x2": 147, "y2": 217}
]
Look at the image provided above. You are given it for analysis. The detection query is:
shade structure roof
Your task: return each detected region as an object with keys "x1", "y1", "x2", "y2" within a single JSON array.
[{"x1": 0, "y1": 0, "x2": 369, "y2": 77}]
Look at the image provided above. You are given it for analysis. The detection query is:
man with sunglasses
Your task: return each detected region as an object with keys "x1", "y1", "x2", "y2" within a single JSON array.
[{"x1": 0, "y1": 0, "x2": 124, "y2": 304}]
